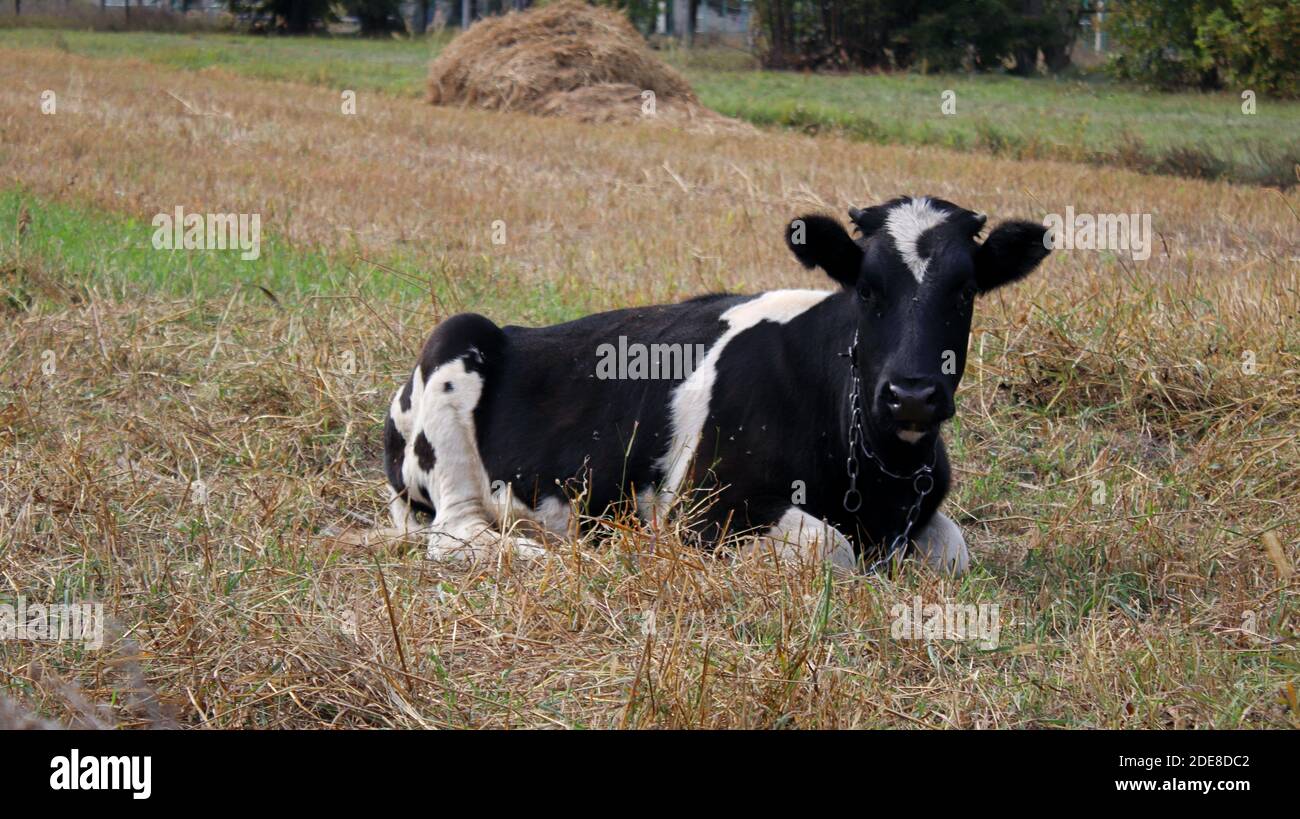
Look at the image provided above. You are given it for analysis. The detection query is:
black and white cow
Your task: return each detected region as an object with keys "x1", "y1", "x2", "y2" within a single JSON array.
[{"x1": 382, "y1": 196, "x2": 1050, "y2": 573}]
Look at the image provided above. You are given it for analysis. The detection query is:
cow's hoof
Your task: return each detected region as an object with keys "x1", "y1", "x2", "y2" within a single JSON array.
[
  {"x1": 913, "y1": 512, "x2": 970, "y2": 575},
  {"x1": 828, "y1": 540, "x2": 858, "y2": 572},
  {"x1": 425, "y1": 526, "x2": 496, "y2": 562},
  {"x1": 505, "y1": 536, "x2": 548, "y2": 560},
  {"x1": 933, "y1": 539, "x2": 970, "y2": 575},
  {"x1": 425, "y1": 528, "x2": 548, "y2": 563}
]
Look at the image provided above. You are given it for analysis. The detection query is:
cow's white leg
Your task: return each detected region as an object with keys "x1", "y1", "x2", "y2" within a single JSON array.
[
  {"x1": 414, "y1": 357, "x2": 544, "y2": 562},
  {"x1": 746, "y1": 508, "x2": 857, "y2": 570},
  {"x1": 912, "y1": 511, "x2": 969, "y2": 575},
  {"x1": 382, "y1": 366, "x2": 427, "y2": 537},
  {"x1": 387, "y1": 485, "x2": 426, "y2": 535}
]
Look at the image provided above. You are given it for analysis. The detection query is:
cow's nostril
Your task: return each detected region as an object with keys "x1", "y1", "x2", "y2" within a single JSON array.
[{"x1": 882, "y1": 381, "x2": 940, "y2": 424}]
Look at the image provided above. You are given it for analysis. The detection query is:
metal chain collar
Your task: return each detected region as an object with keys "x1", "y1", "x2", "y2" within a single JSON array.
[{"x1": 839, "y1": 330, "x2": 938, "y2": 575}]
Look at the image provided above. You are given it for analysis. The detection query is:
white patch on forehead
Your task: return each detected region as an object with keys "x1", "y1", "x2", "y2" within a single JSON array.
[{"x1": 885, "y1": 197, "x2": 949, "y2": 283}]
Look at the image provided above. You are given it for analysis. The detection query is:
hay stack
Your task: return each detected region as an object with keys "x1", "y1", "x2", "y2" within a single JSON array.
[{"x1": 427, "y1": 1, "x2": 751, "y2": 134}]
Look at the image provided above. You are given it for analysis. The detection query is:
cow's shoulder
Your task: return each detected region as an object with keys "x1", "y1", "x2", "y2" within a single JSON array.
[{"x1": 720, "y1": 288, "x2": 837, "y2": 328}]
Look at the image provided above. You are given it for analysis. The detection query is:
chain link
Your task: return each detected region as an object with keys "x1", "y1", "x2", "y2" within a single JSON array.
[{"x1": 839, "y1": 330, "x2": 938, "y2": 575}]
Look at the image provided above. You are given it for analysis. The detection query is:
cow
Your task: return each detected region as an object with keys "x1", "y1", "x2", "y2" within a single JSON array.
[{"x1": 382, "y1": 196, "x2": 1050, "y2": 574}]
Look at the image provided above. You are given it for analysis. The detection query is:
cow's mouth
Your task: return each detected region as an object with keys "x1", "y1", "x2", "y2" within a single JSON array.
[{"x1": 895, "y1": 422, "x2": 932, "y2": 444}]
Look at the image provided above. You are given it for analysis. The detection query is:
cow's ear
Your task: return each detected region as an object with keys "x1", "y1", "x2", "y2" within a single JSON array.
[
  {"x1": 786, "y1": 214, "x2": 863, "y2": 287},
  {"x1": 847, "y1": 204, "x2": 891, "y2": 238},
  {"x1": 974, "y1": 220, "x2": 1051, "y2": 293}
]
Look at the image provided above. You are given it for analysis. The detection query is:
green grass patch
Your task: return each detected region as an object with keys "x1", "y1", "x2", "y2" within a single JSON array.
[
  {"x1": 0, "y1": 27, "x2": 446, "y2": 98},
  {"x1": 0, "y1": 189, "x2": 598, "y2": 325},
  {"x1": 0, "y1": 188, "x2": 376, "y2": 300},
  {"x1": 686, "y1": 69, "x2": 1300, "y2": 187}
]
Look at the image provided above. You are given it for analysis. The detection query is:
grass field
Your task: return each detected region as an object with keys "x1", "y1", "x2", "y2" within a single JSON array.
[
  {"x1": 1, "y1": 43, "x2": 1297, "y2": 728},
  {"x1": 4, "y1": 26, "x2": 1299, "y2": 186}
]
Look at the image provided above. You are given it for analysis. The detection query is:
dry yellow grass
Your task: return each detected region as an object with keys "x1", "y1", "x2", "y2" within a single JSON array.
[
  {"x1": 4, "y1": 50, "x2": 1294, "y2": 301},
  {"x1": 424, "y1": 2, "x2": 747, "y2": 133},
  {"x1": 1, "y1": 48, "x2": 1297, "y2": 728}
]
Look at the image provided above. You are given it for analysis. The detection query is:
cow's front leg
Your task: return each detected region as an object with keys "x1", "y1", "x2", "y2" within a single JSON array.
[
  {"x1": 416, "y1": 350, "x2": 544, "y2": 564},
  {"x1": 745, "y1": 508, "x2": 857, "y2": 571},
  {"x1": 911, "y1": 511, "x2": 969, "y2": 575}
]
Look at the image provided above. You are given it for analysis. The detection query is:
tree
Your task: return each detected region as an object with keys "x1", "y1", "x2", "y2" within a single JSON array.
[
  {"x1": 345, "y1": 0, "x2": 405, "y2": 33},
  {"x1": 1193, "y1": 0, "x2": 1300, "y2": 96},
  {"x1": 750, "y1": 0, "x2": 1082, "y2": 72},
  {"x1": 911, "y1": 0, "x2": 1023, "y2": 72},
  {"x1": 590, "y1": 0, "x2": 659, "y2": 33},
  {"x1": 232, "y1": 0, "x2": 333, "y2": 33},
  {"x1": 1009, "y1": 0, "x2": 1087, "y2": 75},
  {"x1": 1109, "y1": 0, "x2": 1300, "y2": 96},
  {"x1": 1108, "y1": 0, "x2": 1222, "y2": 89}
]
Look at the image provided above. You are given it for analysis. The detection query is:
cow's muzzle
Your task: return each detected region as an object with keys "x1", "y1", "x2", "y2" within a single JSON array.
[{"x1": 878, "y1": 378, "x2": 950, "y2": 443}]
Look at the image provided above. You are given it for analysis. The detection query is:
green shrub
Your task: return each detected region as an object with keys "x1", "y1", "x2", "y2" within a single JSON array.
[
  {"x1": 1196, "y1": 0, "x2": 1300, "y2": 97},
  {"x1": 1109, "y1": 0, "x2": 1300, "y2": 98}
]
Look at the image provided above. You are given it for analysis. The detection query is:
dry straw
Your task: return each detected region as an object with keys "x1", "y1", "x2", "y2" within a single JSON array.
[{"x1": 426, "y1": 1, "x2": 750, "y2": 133}]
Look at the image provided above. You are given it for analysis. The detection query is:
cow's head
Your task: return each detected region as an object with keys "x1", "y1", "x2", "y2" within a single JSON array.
[{"x1": 786, "y1": 196, "x2": 1049, "y2": 448}]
